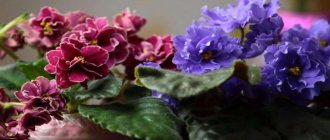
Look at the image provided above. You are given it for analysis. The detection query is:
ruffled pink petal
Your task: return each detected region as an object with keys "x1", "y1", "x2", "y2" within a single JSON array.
[
  {"x1": 60, "y1": 42, "x2": 81, "y2": 60},
  {"x1": 68, "y1": 69, "x2": 88, "y2": 83},
  {"x1": 81, "y1": 46, "x2": 109, "y2": 66},
  {"x1": 46, "y1": 49, "x2": 62, "y2": 65}
]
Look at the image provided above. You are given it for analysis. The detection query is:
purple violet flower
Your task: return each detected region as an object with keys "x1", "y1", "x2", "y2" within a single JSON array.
[
  {"x1": 241, "y1": 14, "x2": 283, "y2": 58},
  {"x1": 262, "y1": 41, "x2": 327, "y2": 105},
  {"x1": 173, "y1": 23, "x2": 242, "y2": 74},
  {"x1": 201, "y1": 0, "x2": 280, "y2": 33}
]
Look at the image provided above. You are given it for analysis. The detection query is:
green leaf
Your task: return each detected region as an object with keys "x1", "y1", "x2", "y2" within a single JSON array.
[
  {"x1": 122, "y1": 85, "x2": 151, "y2": 102},
  {"x1": 135, "y1": 63, "x2": 238, "y2": 99},
  {"x1": 267, "y1": 99, "x2": 330, "y2": 140},
  {"x1": 0, "y1": 64, "x2": 27, "y2": 90},
  {"x1": 79, "y1": 97, "x2": 182, "y2": 140},
  {"x1": 16, "y1": 59, "x2": 52, "y2": 80},
  {"x1": 66, "y1": 74, "x2": 122, "y2": 101},
  {"x1": 187, "y1": 104, "x2": 281, "y2": 140},
  {"x1": 248, "y1": 64, "x2": 261, "y2": 85}
]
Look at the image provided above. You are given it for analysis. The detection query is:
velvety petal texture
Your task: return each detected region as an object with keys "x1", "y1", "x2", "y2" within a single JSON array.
[
  {"x1": 173, "y1": 23, "x2": 242, "y2": 74},
  {"x1": 113, "y1": 8, "x2": 147, "y2": 36},
  {"x1": 29, "y1": 6, "x2": 70, "y2": 49},
  {"x1": 45, "y1": 39, "x2": 110, "y2": 88},
  {"x1": 201, "y1": 0, "x2": 280, "y2": 33},
  {"x1": 15, "y1": 77, "x2": 66, "y2": 118}
]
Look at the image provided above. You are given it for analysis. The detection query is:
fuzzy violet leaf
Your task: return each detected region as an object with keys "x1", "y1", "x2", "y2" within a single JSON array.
[
  {"x1": 0, "y1": 64, "x2": 27, "y2": 90},
  {"x1": 135, "y1": 61, "x2": 258, "y2": 99},
  {"x1": 78, "y1": 97, "x2": 182, "y2": 140},
  {"x1": 65, "y1": 73, "x2": 122, "y2": 101},
  {"x1": 187, "y1": 104, "x2": 282, "y2": 140},
  {"x1": 266, "y1": 99, "x2": 330, "y2": 139},
  {"x1": 16, "y1": 59, "x2": 52, "y2": 80}
]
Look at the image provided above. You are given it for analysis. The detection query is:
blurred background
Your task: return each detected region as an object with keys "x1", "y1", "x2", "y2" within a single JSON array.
[{"x1": 0, "y1": 0, "x2": 329, "y2": 65}]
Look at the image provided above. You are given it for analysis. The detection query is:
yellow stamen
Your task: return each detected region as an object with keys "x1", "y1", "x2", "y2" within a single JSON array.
[
  {"x1": 148, "y1": 55, "x2": 155, "y2": 61},
  {"x1": 74, "y1": 56, "x2": 85, "y2": 64},
  {"x1": 202, "y1": 51, "x2": 212, "y2": 60},
  {"x1": 90, "y1": 39, "x2": 98, "y2": 45},
  {"x1": 320, "y1": 40, "x2": 327, "y2": 48},
  {"x1": 289, "y1": 66, "x2": 301, "y2": 76},
  {"x1": 41, "y1": 22, "x2": 53, "y2": 35}
]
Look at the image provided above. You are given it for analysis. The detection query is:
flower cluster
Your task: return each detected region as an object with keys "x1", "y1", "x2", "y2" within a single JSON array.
[
  {"x1": 20, "y1": 7, "x2": 90, "y2": 51},
  {"x1": 114, "y1": 9, "x2": 176, "y2": 79},
  {"x1": 0, "y1": 77, "x2": 66, "y2": 139},
  {"x1": 261, "y1": 20, "x2": 330, "y2": 105},
  {"x1": 174, "y1": 0, "x2": 330, "y2": 106}
]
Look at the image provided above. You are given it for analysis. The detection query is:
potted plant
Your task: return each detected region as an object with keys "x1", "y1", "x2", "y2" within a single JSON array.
[{"x1": 1, "y1": 0, "x2": 330, "y2": 139}]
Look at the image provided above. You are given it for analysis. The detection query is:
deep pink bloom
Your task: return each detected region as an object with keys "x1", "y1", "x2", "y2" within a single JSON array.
[
  {"x1": 97, "y1": 26, "x2": 129, "y2": 67},
  {"x1": 4, "y1": 28, "x2": 25, "y2": 50},
  {"x1": 65, "y1": 11, "x2": 93, "y2": 28},
  {"x1": 134, "y1": 35, "x2": 174, "y2": 64},
  {"x1": 64, "y1": 17, "x2": 129, "y2": 68},
  {"x1": 15, "y1": 77, "x2": 66, "y2": 119},
  {"x1": 71, "y1": 17, "x2": 108, "y2": 41},
  {"x1": 29, "y1": 6, "x2": 69, "y2": 48},
  {"x1": 45, "y1": 41, "x2": 109, "y2": 88},
  {"x1": 0, "y1": 28, "x2": 25, "y2": 59},
  {"x1": 17, "y1": 108, "x2": 51, "y2": 131},
  {"x1": 113, "y1": 8, "x2": 146, "y2": 36}
]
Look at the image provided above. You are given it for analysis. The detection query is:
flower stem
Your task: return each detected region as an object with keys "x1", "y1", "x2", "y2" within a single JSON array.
[
  {"x1": 0, "y1": 13, "x2": 29, "y2": 61},
  {"x1": 0, "y1": 13, "x2": 29, "y2": 36},
  {"x1": 239, "y1": 27, "x2": 245, "y2": 45},
  {"x1": 2, "y1": 102, "x2": 25, "y2": 109},
  {"x1": 0, "y1": 40, "x2": 19, "y2": 60}
]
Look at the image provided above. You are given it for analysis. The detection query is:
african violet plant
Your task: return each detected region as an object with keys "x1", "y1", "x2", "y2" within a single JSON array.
[{"x1": 1, "y1": 0, "x2": 330, "y2": 139}]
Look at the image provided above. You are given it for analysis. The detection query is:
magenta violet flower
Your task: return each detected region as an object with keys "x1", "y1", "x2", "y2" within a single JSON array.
[
  {"x1": 113, "y1": 8, "x2": 147, "y2": 36},
  {"x1": 64, "y1": 17, "x2": 129, "y2": 69},
  {"x1": 134, "y1": 35, "x2": 174, "y2": 64},
  {"x1": 17, "y1": 108, "x2": 51, "y2": 131},
  {"x1": 29, "y1": 6, "x2": 70, "y2": 49},
  {"x1": 45, "y1": 42, "x2": 109, "y2": 89},
  {"x1": 15, "y1": 77, "x2": 66, "y2": 119}
]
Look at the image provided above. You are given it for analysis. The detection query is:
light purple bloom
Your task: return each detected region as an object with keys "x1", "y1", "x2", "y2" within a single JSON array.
[
  {"x1": 241, "y1": 14, "x2": 283, "y2": 58},
  {"x1": 173, "y1": 23, "x2": 242, "y2": 74},
  {"x1": 201, "y1": 0, "x2": 280, "y2": 32}
]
